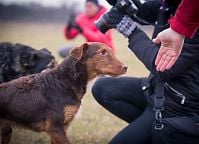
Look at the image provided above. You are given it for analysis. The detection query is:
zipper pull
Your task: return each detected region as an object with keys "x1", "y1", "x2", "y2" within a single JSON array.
[{"x1": 181, "y1": 96, "x2": 186, "y2": 104}]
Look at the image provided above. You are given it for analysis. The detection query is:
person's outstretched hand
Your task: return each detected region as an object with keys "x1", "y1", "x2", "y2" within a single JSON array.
[{"x1": 153, "y1": 28, "x2": 185, "y2": 72}]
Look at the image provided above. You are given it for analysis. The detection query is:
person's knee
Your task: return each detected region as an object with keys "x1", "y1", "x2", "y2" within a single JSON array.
[
  {"x1": 92, "y1": 79, "x2": 104, "y2": 104},
  {"x1": 92, "y1": 77, "x2": 110, "y2": 105},
  {"x1": 58, "y1": 46, "x2": 73, "y2": 58},
  {"x1": 58, "y1": 47, "x2": 67, "y2": 58}
]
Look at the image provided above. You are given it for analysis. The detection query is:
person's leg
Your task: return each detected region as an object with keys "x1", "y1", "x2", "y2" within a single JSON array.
[
  {"x1": 109, "y1": 107, "x2": 154, "y2": 144},
  {"x1": 92, "y1": 77, "x2": 147, "y2": 123},
  {"x1": 58, "y1": 45, "x2": 74, "y2": 58}
]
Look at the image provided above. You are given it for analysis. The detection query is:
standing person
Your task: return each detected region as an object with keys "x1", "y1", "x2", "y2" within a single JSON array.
[{"x1": 58, "y1": 0, "x2": 115, "y2": 58}]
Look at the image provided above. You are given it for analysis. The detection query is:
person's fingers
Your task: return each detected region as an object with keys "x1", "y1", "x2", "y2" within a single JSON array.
[
  {"x1": 152, "y1": 36, "x2": 161, "y2": 44},
  {"x1": 159, "y1": 55, "x2": 172, "y2": 72},
  {"x1": 155, "y1": 52, "x2": 161, "y2": 66},
  {"x1": 165, "y1": 56, "x2": 178, "y2": 70},
  {"x1": 156, "y1": 53, "x2": 167, "y2": 71},
  {"x1": 155, "y1": 48, "x2": 164, "y2": 66}
]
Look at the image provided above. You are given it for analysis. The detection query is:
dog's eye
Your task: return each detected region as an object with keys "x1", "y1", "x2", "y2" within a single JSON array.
[{"x1": 99, "y1": 50, "x2": 107, "y2": 56}]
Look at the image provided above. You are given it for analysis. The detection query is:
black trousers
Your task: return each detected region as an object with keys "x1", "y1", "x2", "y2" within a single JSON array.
[{"x1": 92, "y1": 77, "x2": 155, "y2": 144}]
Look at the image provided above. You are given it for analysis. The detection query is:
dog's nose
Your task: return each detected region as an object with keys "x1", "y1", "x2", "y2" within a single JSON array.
[{"x1": 121, "y1": 65, "x2": 128, "y2": 74}]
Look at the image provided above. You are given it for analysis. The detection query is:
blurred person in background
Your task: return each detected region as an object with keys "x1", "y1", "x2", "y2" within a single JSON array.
[{"x1": 58, "y1": 0, "x2": 115, "y2": 58}]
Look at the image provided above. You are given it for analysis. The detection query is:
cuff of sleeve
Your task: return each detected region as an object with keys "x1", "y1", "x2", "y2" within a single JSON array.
[
  {"x1": 116, "y1": 15, "x2": 137, "y2": 38},
  {"x1": 169, "y1": 16, "x2": 197, "y2": 38}
]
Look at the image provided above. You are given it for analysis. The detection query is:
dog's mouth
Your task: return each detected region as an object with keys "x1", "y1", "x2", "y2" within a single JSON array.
[
  {"x1": 41, "y1": 59, "x2": 57, "y2": 73},
  {"x1": 106, "y1": 72, "x2": 125, "y2": 77},
  {"x1": 106, "y1": 65, "x2": 128, "y2": 77},
  {"x1": 100, "y1": 71, "x2": 127, "y2": 77}
]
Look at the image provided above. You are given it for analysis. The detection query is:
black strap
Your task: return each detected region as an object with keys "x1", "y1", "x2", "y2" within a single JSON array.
[
  {"x1": 151, "y1": 0, "x2": 170, "y2": 130},
  {"x1": 153, "y1": 77, "x2": 165, "y2": 130},
  {"x1": 143, "y1": 74, "x2": 165, "y2": 130}
]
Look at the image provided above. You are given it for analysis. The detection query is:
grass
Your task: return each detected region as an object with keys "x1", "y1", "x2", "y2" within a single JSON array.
[{"x1": 0, "y1": 22, "x2": 152, "y2": 144}]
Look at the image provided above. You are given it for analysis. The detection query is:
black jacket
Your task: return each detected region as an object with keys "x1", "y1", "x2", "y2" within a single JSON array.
[
  {"x1": 128, "y1": 28, "x2": 199, "y2": 116},
  {"x1": 128, "y1": 0, "x2": 199, "y2": 116}
]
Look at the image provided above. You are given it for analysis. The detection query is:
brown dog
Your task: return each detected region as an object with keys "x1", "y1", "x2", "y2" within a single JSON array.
[{"x1": 0, "y1": 42, "x2": 127, "y2": 144}]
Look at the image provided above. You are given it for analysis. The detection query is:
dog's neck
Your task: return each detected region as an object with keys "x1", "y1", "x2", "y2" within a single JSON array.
[
  {"x1": 54, "y1": 56, "x2": 89, "y2": 97},
  {"x1": 86, "y1": 65, "x2": 98, "y2": 81}
]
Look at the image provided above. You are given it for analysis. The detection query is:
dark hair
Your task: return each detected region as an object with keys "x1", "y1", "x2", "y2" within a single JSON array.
[{"x1": 86, "y1": 0, "x2": 99, "y2": 6}]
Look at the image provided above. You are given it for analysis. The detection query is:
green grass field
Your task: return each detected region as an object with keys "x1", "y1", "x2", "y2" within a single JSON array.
[{"x1": 0, "y1": 22, "x2": 152, "y2": 144}]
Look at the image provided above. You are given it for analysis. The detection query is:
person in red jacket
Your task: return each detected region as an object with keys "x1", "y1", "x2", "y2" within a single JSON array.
[
  {"x1": 153, "y1": 0, "x2": 199, "y2": 72},
  {"x1": 59, "y1": 0, "x2": 115, "y2": 58}
]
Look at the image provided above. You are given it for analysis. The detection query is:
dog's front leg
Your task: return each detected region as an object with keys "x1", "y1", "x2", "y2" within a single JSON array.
[
  {"x1": 47, "y1": 127, "x2": 70, "y2": 144},
  {"x1": 0, "y1": 127, "x2": 2, "y2": 144},
  {"x1": 0, "y1": 124, "x2": 12, "y2": 144}
]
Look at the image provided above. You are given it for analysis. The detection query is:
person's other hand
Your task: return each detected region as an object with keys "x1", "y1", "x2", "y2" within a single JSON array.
[
  {"x1": 67, "y1": 17, "x2": 76, "y2": 30},
  {"x1": 153, "y1": 28, "x2": 185, "y2": 72},
  {"x1": 67, "y1": 20, "x2": 83, "y2": 33},
  {"x1": 74, "y1": 24, "x2": 83, "y2": 33}
]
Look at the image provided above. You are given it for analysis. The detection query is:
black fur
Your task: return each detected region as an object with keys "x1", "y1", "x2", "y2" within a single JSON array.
[{"x1": 0, "y1": 42, "x2": 55, "y2": 83}]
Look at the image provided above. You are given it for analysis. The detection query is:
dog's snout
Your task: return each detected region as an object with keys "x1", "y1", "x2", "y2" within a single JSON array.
[{"x1": 121, "y1": 65, "x2": 128, "y2": 74}]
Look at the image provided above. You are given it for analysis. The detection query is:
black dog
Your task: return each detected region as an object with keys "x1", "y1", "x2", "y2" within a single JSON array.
[{"x1": 0, "y1": 42, "x2": 56, "y2": 83}]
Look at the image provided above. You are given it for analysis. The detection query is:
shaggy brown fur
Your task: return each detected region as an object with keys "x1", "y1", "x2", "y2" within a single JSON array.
[{"x1": 0, "y1": 42, "x2": 127, "y2": 144}]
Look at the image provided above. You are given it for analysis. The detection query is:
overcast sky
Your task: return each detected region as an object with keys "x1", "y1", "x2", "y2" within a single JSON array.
[{"x1": 0, "y1": 0, "x2": 110, "y2": 7}]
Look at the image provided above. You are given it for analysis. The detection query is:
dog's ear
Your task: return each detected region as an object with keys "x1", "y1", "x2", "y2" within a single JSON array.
[
  {"x1": 40, "y1": 48, "x2": 52, "y2": 55},
  {"x1": 70, "y1": 43, "x2": 88, "y2": 60}
]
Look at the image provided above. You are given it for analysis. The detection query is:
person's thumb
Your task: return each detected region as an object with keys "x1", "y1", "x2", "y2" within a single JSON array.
[{"x1": 152, "y1": 36, "x2": 161, "y2": 44}]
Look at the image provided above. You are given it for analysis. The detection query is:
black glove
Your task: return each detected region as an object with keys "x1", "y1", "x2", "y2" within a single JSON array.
[
  {"x1": 67, "y1": 18, "x2": 76, "y2": 30},
  {"x1": 74, "y1": 24, "x2": 83, "y2": 33},
  {"x1": 96, "y1": 7, "x2": 137, "y2": 37},
  {"x1": 67, "y1": 18, "x2": 83, "y2": 33}
]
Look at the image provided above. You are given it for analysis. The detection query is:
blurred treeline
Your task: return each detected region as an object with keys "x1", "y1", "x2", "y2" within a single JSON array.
[{"x1": 0, "y1": 3, "x2": 82, "y2": 23}]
